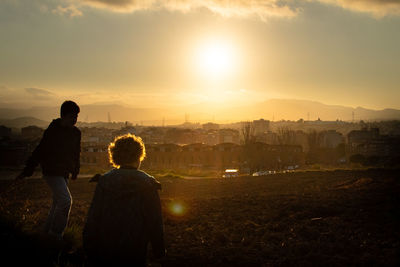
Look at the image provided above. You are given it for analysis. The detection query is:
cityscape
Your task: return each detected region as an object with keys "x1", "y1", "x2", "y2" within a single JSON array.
[{"x1": 2, "y1": 118, "x2": 400, "y2": 175}]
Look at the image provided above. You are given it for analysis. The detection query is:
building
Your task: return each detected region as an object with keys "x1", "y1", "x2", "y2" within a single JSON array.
[
  {"x1": 81, "y1": 144, "x2": 110, "y2": 167},
  {"x1": 142, "y1": 143, "x2": 182, "y2": 169},
  {"x1": 294, "y1": 130, "x2": 309, "y2": 152},
  {"x1": 319, "y1": 130, "x2": 344, "y2": 148},
  {"x1": 219, "y1": 129, "x2": 240, "y2": 144},
  {"x1": 202, "y1": 122, "x2": 220, "y2": 131},
  {"x1": 347, "y1": 127, "x2": 400, "y2": 158},
  {"x1": 253, "y1": 119, "x2": 270, "y2": 135},
  {"x1": 164, "y1": 128, "x2": 199, "y2": 144},
  {"x1": 21, "y1": 126, "x2": 44, "y2": 140},
  {"x1": 142, "y1": 142, "x2": 303, "y2": 172},
  {"x1": 348, "y1": 127, "x2": 379, "y2": 145},
  {"x1": 80, "y1": 127, "x2": 115, "y2": 168},
  {"x1": 204, "y1": 130, "x2": 219, "y2": 146},
  {"x1": 80, "y1": 127, "x2": 114, "y2": 145},
  {"x1": 0, "y1": 125, "x2": 12, "y2": 138},
  {"x1": 256, "y1": 131, "x2": 278, "y2": 145},
  {"x1": 112, "y1": 125, "x2": 137, "y2": 138},
  {"x1": 139, "y1": 127, "x2": 166, "y2": 144}
]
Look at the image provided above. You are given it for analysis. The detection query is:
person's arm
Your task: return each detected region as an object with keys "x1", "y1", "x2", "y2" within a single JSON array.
[
  {"x1": 16, "y1": 127, "x2": 51, "y2": 179},
  {"x1": 143, "y1": 187, "x2": 166, "y2": 258},
  {"x1": 71, "y1": 130, "x2": 81, "y2": 180}
]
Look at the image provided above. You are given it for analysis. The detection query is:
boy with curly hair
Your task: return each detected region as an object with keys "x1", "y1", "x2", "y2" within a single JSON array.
[{"x1": 83, "y1": 134, "x2": 165, "y2": 266}]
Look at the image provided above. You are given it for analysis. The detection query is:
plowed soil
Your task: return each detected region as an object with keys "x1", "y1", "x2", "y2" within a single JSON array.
[{"x1": 1, "y1": 169, "x2": 399, "y2": 266}]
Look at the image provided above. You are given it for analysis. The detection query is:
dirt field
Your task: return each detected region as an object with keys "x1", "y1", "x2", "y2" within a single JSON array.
[{"x1": 1, "y1": 169, "x2": 399, "y2": 266}]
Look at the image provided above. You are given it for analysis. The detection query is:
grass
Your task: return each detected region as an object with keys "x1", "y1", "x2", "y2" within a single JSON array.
[{"x1": 0, "y1": 168, "x2": 399, "y2": 266}]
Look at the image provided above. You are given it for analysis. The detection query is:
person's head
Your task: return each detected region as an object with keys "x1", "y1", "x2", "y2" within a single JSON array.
[
  {"x1": 108, "y1": 134, "x2": 146, "y2": 168},
  {"x1": 60, "y1": 100, "x2": 80, "y2": 127}
]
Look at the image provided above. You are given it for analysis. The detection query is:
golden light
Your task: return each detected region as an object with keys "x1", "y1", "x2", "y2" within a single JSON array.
[
  {"x1": 195, "y1": 40, "x2": 236, "y2": 79},
  {"x1": 169, "y1": 201, "x2": 185, "y2": 216}
]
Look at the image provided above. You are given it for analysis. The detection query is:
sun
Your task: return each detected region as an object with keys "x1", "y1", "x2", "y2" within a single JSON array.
[{"x1": 195, "y1": 40, "x2": 236, "y2": 79}]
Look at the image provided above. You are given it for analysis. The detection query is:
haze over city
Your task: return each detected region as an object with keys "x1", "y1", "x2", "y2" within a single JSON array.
[{"x1": 1, "y1": 0, "x2": 400, "y2": 118}]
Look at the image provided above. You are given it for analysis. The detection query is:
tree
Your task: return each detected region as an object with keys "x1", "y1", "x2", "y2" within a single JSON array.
[
  {"x1": 277, "y1": 127, "x2": 296, "y2": 145},
  {"x1": 241, "y1": 121, "x2": 255, "y2": 145},
  {"x1": 240, "y1": 121, "x2": 256, "y2": 173},
  {"x1": 306, "y1": 130, "x2": 320, "y2": 164},
  {"x1": 307, "y1": 129, "x2": 319, "y2": 151}
]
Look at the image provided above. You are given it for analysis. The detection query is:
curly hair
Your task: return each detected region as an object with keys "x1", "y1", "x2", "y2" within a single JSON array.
[{"x1": 108, "y1": 134, "x2": 146, "y2": 168}]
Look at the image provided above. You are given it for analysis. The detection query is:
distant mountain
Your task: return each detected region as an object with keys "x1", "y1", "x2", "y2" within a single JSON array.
[
  {"x1": 0, "y1": 104, "x2": 170, "y2": 124},
  {"x1": 0, "y1": 117, "x2": 49, "y2": 129},
  {"x1": 0, "y1": 100, "x2": 399, "y2": 126},
  {"x1": 240, "y1": 99, "x2": 400, "y2": 121},
  {"x1": 0, "y1": 106, "x2": 59, "y2": 122}
]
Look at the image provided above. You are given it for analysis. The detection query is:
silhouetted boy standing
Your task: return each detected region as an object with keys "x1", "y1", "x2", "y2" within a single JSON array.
[{"x1": 16, "y1": 100, "x2": 81, "y2": 240}]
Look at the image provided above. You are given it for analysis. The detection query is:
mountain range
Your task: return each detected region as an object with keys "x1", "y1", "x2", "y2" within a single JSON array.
[{"x1": 1, "y1": 99, "x2": 399, "y2": 128}]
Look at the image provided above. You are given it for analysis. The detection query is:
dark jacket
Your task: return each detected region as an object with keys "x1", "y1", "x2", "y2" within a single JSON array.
[
  {"x1": 22, "y1": 118, "x2": 81, "y2": 178},
  {"x1": 83, "y1": 168, "x2": 165, "y2": 266}
]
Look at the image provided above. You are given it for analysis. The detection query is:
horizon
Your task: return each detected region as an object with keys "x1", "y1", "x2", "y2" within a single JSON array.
[
  {"x1": 1, "y1": 98, "x2": 400, "y2": 125},
  {"x1": 3, "y1": 97, "x2": 400, "y2": 110}
]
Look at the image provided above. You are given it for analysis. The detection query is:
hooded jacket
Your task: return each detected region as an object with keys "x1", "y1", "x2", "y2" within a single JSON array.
[
  {"x1": 83, "y1": 168, "x2": 165, "y2": 266},
  {"x1": 22, "y1": 118, "x2": 81, "y2": 178}
]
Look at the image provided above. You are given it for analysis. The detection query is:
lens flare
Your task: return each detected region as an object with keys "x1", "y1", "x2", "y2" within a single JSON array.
[{"x1": 169, "y1": 201, "x2": 185, "y2": 216}]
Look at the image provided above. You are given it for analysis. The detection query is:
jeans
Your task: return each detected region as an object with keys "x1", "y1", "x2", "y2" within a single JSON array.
[{"x1": 43, "y1": 176, "x2": 72, "y2": 239}]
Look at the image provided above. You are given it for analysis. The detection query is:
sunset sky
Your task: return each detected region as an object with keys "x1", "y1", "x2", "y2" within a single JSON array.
[{"x1": 1, "y1": 0, "x2": 400, "y2": 112}]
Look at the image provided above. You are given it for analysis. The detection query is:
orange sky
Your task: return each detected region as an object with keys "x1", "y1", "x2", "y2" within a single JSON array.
[{"x1": 1, "y1": 0, "x2": 400, "y2": 112}]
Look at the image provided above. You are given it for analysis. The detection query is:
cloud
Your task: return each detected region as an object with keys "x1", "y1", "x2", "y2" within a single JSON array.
[
  {"x1": 80, "y1": 0, "x2": 300, "y2": 19},
  {"x1": 25, "y1": 87, "x2": 56, "y2": 100},
  {"x1": 52, "y1": 3, "x2": 83, "y2": 17},
  {"x1": 316, "y1": 0, "x2": 400, "y2": 17},
  {"x1": 44, "y1": 0, "x2": 400, "y2": 20}
]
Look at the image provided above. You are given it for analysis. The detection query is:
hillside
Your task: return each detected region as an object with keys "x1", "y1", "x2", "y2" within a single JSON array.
[
  {"x1": 0, "y1": 117, "x2": 49, "y2": 129},
  {"x1": 0, "y1": 169, "x2": 399, "y2": 266}
]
